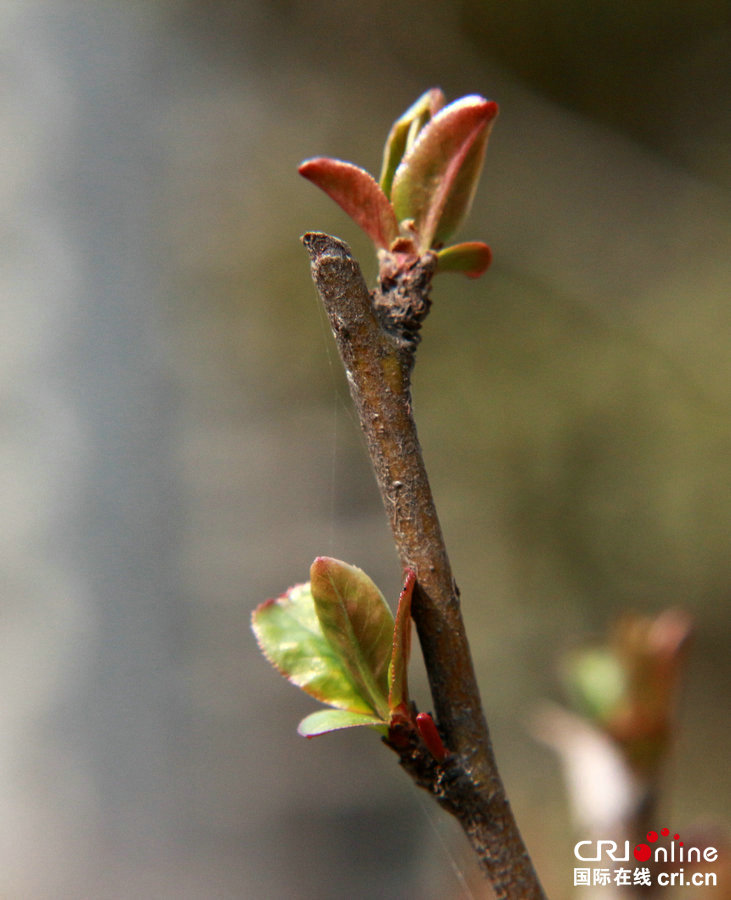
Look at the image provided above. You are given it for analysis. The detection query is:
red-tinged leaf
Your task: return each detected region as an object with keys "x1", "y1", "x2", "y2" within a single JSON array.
[
  {"x1": 416, "y1": 712, "x2": 449, "y2": 762},
  {"x1": 391, "y1": 96, "x2": 498, "y2": 250},
  {"x1": 379, "y1": 88, "x2": 445, "y2": 199},
  {"x1": 310, "y1": 557, "x2": 393, "y2": 720},
  {"x1": 435, "y1": 241, "x2": 492, "y2": 278},
  {"x1": 252, "y1": 583, "x2": 374, "y2": 714},
  {"x1": 299, "y1": 158, "x2": 398, "y2": 249},
  {"x1": 388, "y1": 569, "x2": 415, "y2": 711},
  {"x1": 298, "y1": 708, "x2": 387, "y2": 738}
]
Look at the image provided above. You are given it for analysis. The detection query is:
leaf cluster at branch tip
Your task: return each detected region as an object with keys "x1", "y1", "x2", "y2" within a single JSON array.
[{"x1": 299, "y1": 88, "x2": 498, "y2": 279}]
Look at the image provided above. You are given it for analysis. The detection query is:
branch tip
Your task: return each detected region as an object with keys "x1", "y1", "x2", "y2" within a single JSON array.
[{"x1": 301, "y1": 231, "x2": 353, "y2": 263}]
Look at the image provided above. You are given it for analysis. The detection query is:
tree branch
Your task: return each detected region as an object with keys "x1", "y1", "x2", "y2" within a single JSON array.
[{"x1": 302, "y1": 232, "x2": 547, "y2": 900}]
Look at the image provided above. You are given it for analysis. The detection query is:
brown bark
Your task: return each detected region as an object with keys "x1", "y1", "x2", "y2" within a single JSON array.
[{"x1": 303, "y1": 232, "x2": 547, "y2": 900}]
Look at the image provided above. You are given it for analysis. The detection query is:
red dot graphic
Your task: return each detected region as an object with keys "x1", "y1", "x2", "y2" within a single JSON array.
[
  {"x1": 661, "y1": 828, "x2": 670, "y2": 837},
  {"x1": 634, "y1": 844, "x2": 652, "y2": 862},
  {"x1": 647, "y1": 831, "x2": 658, "y2": 842}
]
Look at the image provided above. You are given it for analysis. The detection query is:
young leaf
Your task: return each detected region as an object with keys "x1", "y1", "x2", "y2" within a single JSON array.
[
  {"x1": 252, "y1": 583, "x2": 374, "y2": 714},
  {"x1": 298, "y1": 708, "x2": 387, "y2": 738},
  {"x1": 435, "y1": 241, "x2": 492, "y2": 278},
  {"x1": 388, "y1": 569, "x2": 415, "y2": 711},
  {"x1": 379, "y1": 88, "x2": 445, "y2": 200},
  {"x1": 416, "y1": 712, "x2": 449, "y2": 762},
  {"x1": 299, "y1": 158, "x2": 398, "y2": 249},
  {"x1": 310, "y1": 557, "x2": 394, "y2": 720},
  {"x1": 391, "y1": 96, "x2": 498, "y2": 250}
]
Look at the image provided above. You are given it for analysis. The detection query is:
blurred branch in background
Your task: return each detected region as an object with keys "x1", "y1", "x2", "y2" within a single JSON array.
[
  {"x1": 534, "y1": 608, "x2": 731, "y2": 900},
  {"x1": 536, "y1": 612, "x2": 693, "y2": 840}
]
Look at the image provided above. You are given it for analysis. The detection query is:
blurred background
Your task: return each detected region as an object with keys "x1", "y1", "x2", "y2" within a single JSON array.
[{"x1": 1, "y1": 1, "x2": 729, "y2": 897}]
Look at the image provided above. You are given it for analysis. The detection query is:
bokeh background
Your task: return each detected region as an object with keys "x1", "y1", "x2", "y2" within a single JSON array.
[{"x1": 2, "y1": 1, "x2": 729, "y2": 897}]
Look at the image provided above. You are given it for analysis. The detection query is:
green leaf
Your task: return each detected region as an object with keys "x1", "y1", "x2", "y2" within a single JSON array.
[
  {"x1": 379, "y1": 88, "x2": 445, "y2": 200},
  {"x1": 388, "y1": 569, "x2": 415, "y2": 711},
  {"x1": 310, "y1": 557, "x2": 393, "y2": 720},
  {"x1": 298, "y1": 708, "x2": 387, "y2": 738},
  {"x1": 435, "y1": 241, "x2": 492, "y2": 278},
  {"x1": 251, "y1": 582, "x2": 374, "y2": 714},
  {"x1": 298, "y1": 158, "x2": 398, "y2": 249},
  {"x1": 391, "y1": 95, "x2": 498, "y2": 250}
]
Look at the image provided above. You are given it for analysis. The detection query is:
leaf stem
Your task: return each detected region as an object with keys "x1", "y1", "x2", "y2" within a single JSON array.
[{"x1": 302, "y1": 232, "x2": 546, "y2": 900}]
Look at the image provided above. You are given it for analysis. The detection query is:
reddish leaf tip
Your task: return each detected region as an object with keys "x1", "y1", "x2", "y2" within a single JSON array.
[
  {"x1": 298, "y1": 157, "x2": 327, "y2": 177},
  {"x1": 255, "y1": 595, "x2": 278, "y2": 612},
  {"x1": 310, "y1": 555, "x2": 333, "y2": 578},
  {"x1": 448, "y1": 95, "x2": 499, "y2": 122}
]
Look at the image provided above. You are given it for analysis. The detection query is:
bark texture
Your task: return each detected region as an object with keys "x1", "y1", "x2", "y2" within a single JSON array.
[{"x1": 303, "y1": 232, "x2": 546, "y2": 900}]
